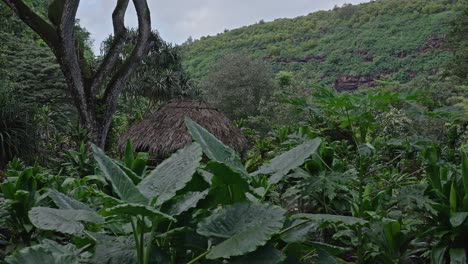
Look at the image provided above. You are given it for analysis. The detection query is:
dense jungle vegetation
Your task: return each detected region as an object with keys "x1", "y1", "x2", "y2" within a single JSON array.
[{"x1": 1, "y1": 0, "x2": 468, "y2": 263}]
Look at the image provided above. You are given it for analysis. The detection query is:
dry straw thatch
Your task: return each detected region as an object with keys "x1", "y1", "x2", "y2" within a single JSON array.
[{"x1": 118, "y1": 100, "x2": 248, "y2": 159}]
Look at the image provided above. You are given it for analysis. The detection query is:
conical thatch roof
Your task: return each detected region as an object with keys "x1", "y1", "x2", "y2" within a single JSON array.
[{"x1": 118, "y1": 100, "x2": 248, "y2": 159}]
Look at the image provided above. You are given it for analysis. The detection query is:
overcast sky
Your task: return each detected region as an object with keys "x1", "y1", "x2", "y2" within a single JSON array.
[{"x1": 77, "y1": 0, "x2": 369, "y2": 53}]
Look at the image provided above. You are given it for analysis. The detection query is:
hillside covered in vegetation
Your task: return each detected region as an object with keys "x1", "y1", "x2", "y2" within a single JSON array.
[
  {"x1": 1, "y1": 0, "x2": 468, "y2": 263},
  {"x1": 182, "y1": 0, "x2": 466, "y2": 90}
]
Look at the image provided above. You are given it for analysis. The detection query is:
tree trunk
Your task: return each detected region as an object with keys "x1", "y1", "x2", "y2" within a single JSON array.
[{"x1": 3, "y1": 0, "x2": 152, "y2": 149}]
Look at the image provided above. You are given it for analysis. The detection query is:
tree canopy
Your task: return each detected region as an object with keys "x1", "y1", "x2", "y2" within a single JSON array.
[{"x1": 202, "y1": 54, "x2": 276, "y2": 120}]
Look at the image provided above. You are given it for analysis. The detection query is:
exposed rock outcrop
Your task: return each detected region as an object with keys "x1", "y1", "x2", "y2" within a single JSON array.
[
  {"x1": 335, "y1": 74, "x2": 375, "y2": 92},
  {"x1": 419, "y1": 36, "x2": 446, "y2": 53},
  {"x1": 353, "y1": 50, "x2": 373, "y2": 62}
]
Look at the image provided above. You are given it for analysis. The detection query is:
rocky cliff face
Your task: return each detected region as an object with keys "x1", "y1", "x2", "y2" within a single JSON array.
[{"x1": 335, "y1": 74, "x2": 375, "y2": 92}]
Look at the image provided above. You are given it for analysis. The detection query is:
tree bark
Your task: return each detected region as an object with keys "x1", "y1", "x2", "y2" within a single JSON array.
[{"x1": 2, "y1": 0, "x2": 152, "y2": 148}]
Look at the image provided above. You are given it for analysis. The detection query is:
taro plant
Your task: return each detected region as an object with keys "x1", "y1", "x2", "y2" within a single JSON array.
[
  {"x1": 6, "y1": 117, "x2": 347, "y2": 264},
  {"x1": 422, "y1": 147, "x2": 468, "y2": 263},
  {"x1": 364, "y1": 218, "x2": 427, "y2": 264}
]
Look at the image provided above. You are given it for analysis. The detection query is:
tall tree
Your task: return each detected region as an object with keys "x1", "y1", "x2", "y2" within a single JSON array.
[{"x1": 2, "y1": 0, "x2": 153, "y2": 147}]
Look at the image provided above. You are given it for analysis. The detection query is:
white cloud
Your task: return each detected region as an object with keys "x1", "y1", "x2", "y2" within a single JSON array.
[{"x1": 77, "y1": 0, "x2": 369, "y2": 53}]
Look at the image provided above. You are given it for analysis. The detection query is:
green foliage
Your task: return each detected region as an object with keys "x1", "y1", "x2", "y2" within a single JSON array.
[
  {"x1": 422, "y1": 148, "x2": 468, "y2": 262},
  {"x1": 0, "y1": 161, "x2": 63, "y2": 256},
  {"x1": 5, "y1": 239, "x2": 80, "y2": 264},
  {"x1": 102, "y1": 31, "x2": 196, "y2": 120},
  {"x1": 197, "y1": 202, "x2": 285, "y2": 259},
  {"x1": 0, "y1": 84, "x2": 36, "y2": 167},
  {"x1": 63, "y1": 142, "x2": 95, "y2": 178},
  {"x1": 0, "y1": 163, "x2": 38, "y2": 241},
  {"x1": 91, "y1": 144, "x2": 148, "y2": 205},
  {"x1": 1, "y1": 119, "x2": 328, "y2": 263},
  {"x1": 0, "y1": 1, "x2": 93, "y2": 166},
  {"x1": 185, "y1": 117, "x2": 248, "y2": 177},
  {"x1": 1, "y1": 85, "x2": 467, "y2": 263},
  {"x1": 200, "y1": 54, "x2": 276, "y2": 120},
  {"x1": 446, "y1": 6, "x2": 468, "y2": 83},
  {"x1": 182, "y1": 0, "x2": 462, "y2": 88},
  {"x1": 137, "y1": 143, "x2": 202, "y2": 205},
  {"x1": 1, "y1": 1, "x2": 468, "y2": 262},
  {"x1": 29, "y1": 207, "x2": 104, "y2": 234},
  {"x1": 253, "y1": 138, "x2": 321, "y2": 184}
]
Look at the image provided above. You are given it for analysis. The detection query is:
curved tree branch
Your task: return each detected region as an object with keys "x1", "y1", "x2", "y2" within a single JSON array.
[
  {"x1": 3, "y1": 0, "x2": 91, "y2": 124},
  {"x1": 89, "y1": 0, "x2": 130, "y2": 97},
  {"x1": 100, "y1": 0, "x2": 152, "y2": 138},
  {"x1": 3, "y1": 0, "x2": 154, "y2": 148},
  {"x1": 1, "y1": 0, "x2": 59, "y2": 51}
]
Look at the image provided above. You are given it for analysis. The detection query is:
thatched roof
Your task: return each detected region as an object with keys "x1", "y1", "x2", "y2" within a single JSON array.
[{"x1": 118, "y1": 100, "x2": 248, "y2": 159}]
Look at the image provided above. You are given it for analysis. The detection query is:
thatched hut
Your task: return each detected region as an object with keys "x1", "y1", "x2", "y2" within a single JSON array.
[{"x1": 118, "y1": 100, "x2": 248, "y2": 161}]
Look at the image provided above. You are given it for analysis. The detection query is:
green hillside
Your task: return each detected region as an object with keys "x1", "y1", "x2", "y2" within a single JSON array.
[{"x1": 181, "y1": 0, "x2": 466, "y2": 90}]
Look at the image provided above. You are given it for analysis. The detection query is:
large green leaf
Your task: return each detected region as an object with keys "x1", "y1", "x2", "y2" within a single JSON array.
[
  {"x1": 92, "y1": 234, "x2": 137, "y2": 264},
  {"x1": 167, "y1": 191, "x2": 208, "y2": 216},
  {"x1": 450, "y1": 181, "x2": 458, "y2": 212},
  {"x1": 117, "y1": 163, "x2": 142, "y2": 185},
  {"x1": 184, "y1": 117, "x2": 248, "y2": 177},
  {"x1": 392, "y1": 184, "x2": 436, "y2": 214},
  {"x1": 432, "y1": 246, "x2": 447, "y2": 264},
  {"x1": 292, "y1": 213, "x2": 367, "y2": 225},
  {"x1": 137, "y1": 143, "x2": 202, "y2": 205},
  {"x1": 93, "y1": 190, "x2": 123, "y2": 208},
  {"x1": 5, "y1": 240, "x2": 79, "y2": 264},
  {"x1": 449, "y1": 248, "x2": 466, "y2": 264},
  {"x1": 124, "y1": 140, "x2": 134, "y2": 168},
  {"x1": 206, "y1": 161, "x2": 250, "y2": 205},
  {"x1": 102, "y1": 203, "x2": 175, "y2": 222},
  {"x1": 92, "y1": 144, "x2": 148, "y2": 205},
  {"x1": 29, "y1": 207, "x2": 104, "y2": 234},
  {"x1": 280, "y1": 219, "x2": 317, "y2": 243},
  {"x1": 155, "y1": 227, "x2": 193, "y2": 239},
  {"x1": 47, "y1": 189, "x2": 93, "y2": 211},
  {"x1": 450, "y1": 212, "x2": 468, "y2": 227},
  {"x1": 383, "y1": 220, "x2": 401, "y2": 252},
  {"x1": 304, "y1": 241, "x2": 350, "y2": 255},
  {"x1": 229, "y1": 244, "x2": 286, "y2": 264},
  {"x1": 197, "y1": 202, "x2": 285, "y2": 259},
  {"x1": 312, "y1": 249, "x2": 340, "y2": 264},
  {"x1": 252, "y1": 138, "x2": 321, "y2": 184}
]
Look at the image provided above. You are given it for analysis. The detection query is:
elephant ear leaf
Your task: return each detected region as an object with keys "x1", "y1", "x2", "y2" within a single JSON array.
[
  {"x1": 312, "y1": 249, "x2": 340, "y2": 264},
  {"x1": 449, "y1": 248, "x2": 466, "y2": 264},
  {"x1": 166, "y1": 191, "x2": 209, "y2": 216},
  {"x1": 92, "y1": 234, "x2": 137, "y2": 264},
  {"x1": 29, "y1": 207, "x2": 104, "y2": 235},
  {"x1": 185, "y1": 117, "x2": 248, "y2": 177},
  {"x1": 102, "y1": 203, "x2": 175, "y2": 222},
  {"x1": 137, "y1": 143, "x2": 202, "y2": 205},
  {"x1": 47, "y1": 189, "x2": 93, "y2": 211},
  {"x1": 291, "y1": 213, "x2": 367, "y2": 225},
  {"x1": 197, "y1": 203, "x2": 285, "y2": 259},
  {"x1": 5, "y1": 239, "x2": 79, "y2": 264},
  {"x1": 92, "y1": 144, "x2": 148, "y2": 205},
  {"x1": 252, "y1": 138, "x2": 321, "y2": 184},
  {"x1": 229, "y1": 244, "x2": 286, "y2": 264}
]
